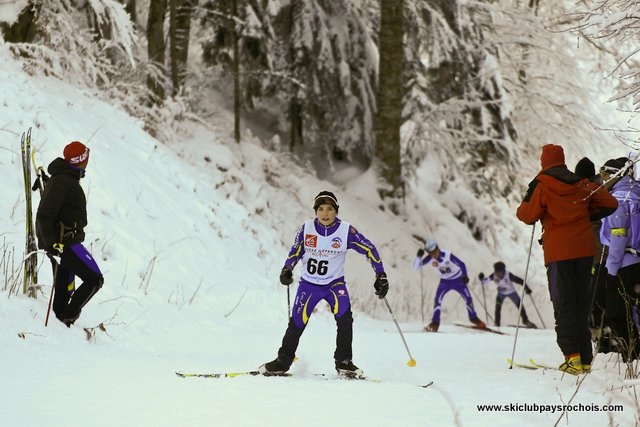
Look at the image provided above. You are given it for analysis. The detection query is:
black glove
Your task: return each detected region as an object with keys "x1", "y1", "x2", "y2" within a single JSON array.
[
  {"x1": 374, "y1": 273, "x2": 389, "y2": 299},
  {"x1": 417, "y1": 248, "x2": 425, "y2": 258},
  {"x1": 525, "y1": 286, "x2": 532, "y2": 295},
  {"x1": 462, "y1": 276, "x2": 469, "y2": 284},
  {"x1": 32, "y1": 172, "x2": 49, "y2": 191},
  {"x1": 48, "y1": 243, "x2": 64, "y2": 256},
  {"x1": 279, "y1": 266, "x2": 293, "y2": 286},
  {"x1": 478, "y1": 272, "x2": 485, "y2": 281}
]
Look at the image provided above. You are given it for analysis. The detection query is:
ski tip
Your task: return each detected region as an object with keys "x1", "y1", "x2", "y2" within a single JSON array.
[
  {"x1": 420, "y1": 380, "x2": 434, "y2": 388},
  {"x1": 175, "y1": 372, "x2": 186, "y2": 378}
]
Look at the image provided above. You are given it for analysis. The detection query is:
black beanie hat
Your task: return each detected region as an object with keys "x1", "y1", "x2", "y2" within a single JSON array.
[
  {"x1": 494, "y1": 261, "x2": 506, "y2": 273},
  {"x1": 574, "y1": 157, "x2": 595, "y2": 180},
  {"x1": 600, "y1": 158, "x2": 627, "y2": 174},
  {"x1": 313, "y1": 191, "x2": 339, "y2": 212}
]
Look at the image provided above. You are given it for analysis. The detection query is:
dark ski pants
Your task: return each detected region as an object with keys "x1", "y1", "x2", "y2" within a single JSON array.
[
  {"x1": 495, "y1": 292, "x2": 529, "y2": 326},
  {"x1": 278, "y1": 280, "x2": 353, "y2": 368},
  {"x1": 546, "y1": 257, "x2": 593, "y2": 365},
  {"x1": 605, "y1": 262, "x2": 640, "y2": 357},
  {"x1": 52, "y1": 243, "x2": 103, "y2": 322}
]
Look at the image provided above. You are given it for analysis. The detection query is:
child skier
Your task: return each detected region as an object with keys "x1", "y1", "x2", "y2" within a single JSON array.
[
  {"x1": 413, "y1": 239, "x2": 485, "y2": 332},
  {"x1": 36, "y1": 141, "x2": 103, "y2": 326},
  {"x1": 478, "y1": 261, "x2": 537, "y2": 328},
  {"x1": 259, "y1": 191, "x2": 389, "y2": 378}
]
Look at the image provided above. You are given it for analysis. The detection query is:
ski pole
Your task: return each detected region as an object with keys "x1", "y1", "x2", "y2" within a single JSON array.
[
  {"x1": 383, "y1": 297, "x2": 416, "y2": 367},
  {"x1": 481, "y1": 281, "x2": 489, "y2": 323},
  {"x1": 527, "y1": 292, "x2": 546, "y2": 329},
  {"x1": 45, "y1": 255, "x2": 59, "y2": 327},
  {"x1": 467, "y1": 281, "x2": 494, "y2": 323},
  {"x1": 509, "y1": 223, "x2": 536, "y2": 369},
  {"x1": 420, "y1": 268, "x2": 425, "y2": 325},
  {"x1": 588, "y1": 246, "x2": 606, "y2": 320},
  {"x1": 287, "y1": 285, "x2": 291, "y2": 318}
]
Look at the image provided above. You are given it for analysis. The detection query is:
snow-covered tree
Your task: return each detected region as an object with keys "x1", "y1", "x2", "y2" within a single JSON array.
[{"x1": 568, "y1": 0, "x2": 640, "y2": 114}]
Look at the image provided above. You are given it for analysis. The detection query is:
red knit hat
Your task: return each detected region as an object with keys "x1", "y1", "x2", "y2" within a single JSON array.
[
  {"x1": 63, "y1": 141, "x2": 90, "y2": 165},
  {"x1": 540, "y1": 144, "x2": 565, "y2": 170}
]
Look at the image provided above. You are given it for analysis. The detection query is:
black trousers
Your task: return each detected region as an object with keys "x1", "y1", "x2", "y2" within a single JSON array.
[
  {"x1": 277, "y1": 308, "x2": 353, "y2": 368},
  {"x1": 51, "y1": 243, "x2": 103, "y2": 321},
  {"x1": 605, "y1": 263, "x2": 640, "y2": 357},
  {"x1": 546, "y1": 257, "x2": 593, "y2": 364}
]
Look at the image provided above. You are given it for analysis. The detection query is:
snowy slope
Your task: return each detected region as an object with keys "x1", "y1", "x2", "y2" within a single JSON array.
[{"x1": 0, "y1": 41, "x2": 639, "y2": 427}]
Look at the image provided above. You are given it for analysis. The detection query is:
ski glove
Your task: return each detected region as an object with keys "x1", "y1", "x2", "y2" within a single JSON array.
[
  {"x1": 280, "y1": 266, "x2": 293, "y2": 286},
  {"x1": 374, "y1": 273, "x2": 389, "y2": 299},
  {"x1": 48, "y1": 243, "x2": 64, "y2": 256},
  {"x1": 416, "y1": 248, "x2": 425, "y2": 258},
  {"x1": 478, "y1": 272, "x2": 485, "y2": 281},
  {"x1": 462, "y1": 276, "x2": 469, "y2": 284}
]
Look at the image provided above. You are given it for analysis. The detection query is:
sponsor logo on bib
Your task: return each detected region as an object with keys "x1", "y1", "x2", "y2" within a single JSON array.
[
  {"x1": 432, "y1": 261, "x2": 439, "y2": 267},
  {"x1": 331, "y1": 237, "x2": 342, "y2": 248},
  {"x1": 305, "y1": 234, "x2": 318, "y2": 248}
]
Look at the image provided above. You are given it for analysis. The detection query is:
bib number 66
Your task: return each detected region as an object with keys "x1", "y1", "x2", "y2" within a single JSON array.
[{"x1": 307, "y1": 258, "x2": 329, "y2": 275}]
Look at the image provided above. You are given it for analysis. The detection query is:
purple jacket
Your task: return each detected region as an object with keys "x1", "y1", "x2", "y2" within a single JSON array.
[
  {"x1": 413, "y1": 250, "x2": 468, "y2": 280},
  {"x1": 600, "y1": 176, "x2": 640, "y2": 275},
  {"x1": 284, "y1": 218, "x2": 385, "y2": 281}
]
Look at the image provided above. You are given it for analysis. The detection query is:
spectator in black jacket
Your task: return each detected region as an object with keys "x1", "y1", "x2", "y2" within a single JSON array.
[{"x1": 36, "y1": 141, "x2": 103, "y2": 326}]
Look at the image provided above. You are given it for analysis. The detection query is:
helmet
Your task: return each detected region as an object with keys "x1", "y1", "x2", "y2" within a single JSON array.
[{"x1": 425, "y1": 239, "x2": 438, "y2": 252}]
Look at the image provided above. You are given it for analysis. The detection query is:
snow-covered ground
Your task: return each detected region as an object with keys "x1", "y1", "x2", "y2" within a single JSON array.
[{"x1": 1, "y1": 42, "x2": 639, "y2": 427}]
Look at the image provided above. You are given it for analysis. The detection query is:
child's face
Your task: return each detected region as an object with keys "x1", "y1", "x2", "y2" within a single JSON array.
[
  {"x1": 316, "y1": 204, "x2": 337, "y2": 226},
  {"x1": 428, "y1": 248, "x2": 440, "y2": 259}
]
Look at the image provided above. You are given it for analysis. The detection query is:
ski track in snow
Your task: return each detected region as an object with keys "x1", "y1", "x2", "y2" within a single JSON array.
[{"x1": 0, "y1": 45, "x2": 637, "y2": 426}]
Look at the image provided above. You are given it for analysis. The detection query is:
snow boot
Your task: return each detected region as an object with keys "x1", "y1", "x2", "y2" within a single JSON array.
[
  {"x1": 258, "y1": 358, "x2": 289, "y2": 376},
  {"x1": 524, "y1": 320, "x2": 537, "y2": 329},
  {"x1": 424, "y1": 322, "x2": 439, "y2": 332},
  {"x1": 558, "y1": 354, "x2": 582, "y2": 375},
  {"x1": 335, "y1": 360, "x2": 364, "y2": 379}
]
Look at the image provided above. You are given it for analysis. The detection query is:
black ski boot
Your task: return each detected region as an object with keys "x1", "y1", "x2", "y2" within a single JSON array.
[
  {"x1": 258, "y1": 358, "x2": 289, "y2": 376},
  {"x1": 335, "y1": 360, "x2": 364, "y2": 379},
  {"x1": 524, "y1": 320, "x2": 538, "y2": 329}
]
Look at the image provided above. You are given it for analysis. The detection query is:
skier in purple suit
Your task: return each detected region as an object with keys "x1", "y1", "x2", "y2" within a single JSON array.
[
  {"x1": 413, "y1": 239, "x2": 484, "y2": 332},
  {"x1": 259, "y1": 191, "x2": 388, "y2": 377}
]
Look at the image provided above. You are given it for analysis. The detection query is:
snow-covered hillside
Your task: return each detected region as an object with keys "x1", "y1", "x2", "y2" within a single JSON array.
[{"x1": 1, "y1": 40, "x2": 639, "y2": 427}]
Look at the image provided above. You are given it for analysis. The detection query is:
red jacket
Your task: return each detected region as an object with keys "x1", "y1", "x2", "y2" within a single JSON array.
[{"x1": 516, "y1": 166, "x2": 617, "y2": 264}]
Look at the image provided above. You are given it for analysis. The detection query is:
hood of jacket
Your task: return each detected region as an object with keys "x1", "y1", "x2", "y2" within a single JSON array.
[{"x1": 48, "y1": 157, "x2": 83, "y2": 179}]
